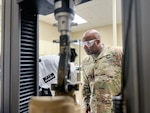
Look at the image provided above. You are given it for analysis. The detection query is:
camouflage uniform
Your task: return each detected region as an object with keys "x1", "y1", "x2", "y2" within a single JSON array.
[{"x1": 82, "y1": 45, "x2": 122, "y2": 113}]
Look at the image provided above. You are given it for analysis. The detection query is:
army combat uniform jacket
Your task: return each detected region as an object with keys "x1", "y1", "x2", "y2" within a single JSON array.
[{"x1": 82, "y1": 45, "x2": 122, "y2": 113}]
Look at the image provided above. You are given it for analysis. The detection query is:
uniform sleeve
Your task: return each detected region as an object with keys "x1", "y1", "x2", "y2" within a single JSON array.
[
  {"x1": 104, "y1": 47, "x2": 123, "y2": 96},
  {"x1": 81, "y1": 59, "x2": 91, "y2": 105},
  {"x1": 113, "y1": 47, "x2": 123, "y2": 95}
]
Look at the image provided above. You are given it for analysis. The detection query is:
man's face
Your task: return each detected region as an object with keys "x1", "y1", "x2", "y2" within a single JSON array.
[
  {"x1": 82, "y1": 39, "x2": 97, "y2": 55},
  {"x1": 82, "y1": 30, "x2": 101, "y2": 55}
]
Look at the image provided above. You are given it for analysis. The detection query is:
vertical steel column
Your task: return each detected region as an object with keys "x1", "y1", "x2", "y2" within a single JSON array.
[{"x1": 1, "y1": 0, "x2": 39, "y2": 113}]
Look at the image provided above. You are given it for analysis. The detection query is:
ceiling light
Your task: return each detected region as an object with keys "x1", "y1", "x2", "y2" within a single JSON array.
[{"x1": 73, "y1": 14, "x2": 87, "y2": 25}]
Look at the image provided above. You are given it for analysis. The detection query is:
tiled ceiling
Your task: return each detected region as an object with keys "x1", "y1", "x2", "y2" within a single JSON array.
[{"x1": 39, "y1": 0, "x2": 122, "y2": 32}]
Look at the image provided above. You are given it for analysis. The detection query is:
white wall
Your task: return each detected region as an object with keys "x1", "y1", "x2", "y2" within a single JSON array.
[
  {"x1": 39, "y1": 21, "x2": 123, "y2": 64},
  {"x1": 39, "y1": 21, "x2": 60, "y2": 56}
]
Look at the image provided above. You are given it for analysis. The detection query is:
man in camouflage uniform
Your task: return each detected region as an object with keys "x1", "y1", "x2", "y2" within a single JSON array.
[{"x1": 81, "y1": 29, "x2": 122, "y2": 113}]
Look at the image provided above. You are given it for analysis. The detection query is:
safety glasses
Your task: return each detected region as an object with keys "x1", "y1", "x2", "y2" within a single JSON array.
[{"x1": 82, "y1": 39, "x2": 97, "y2": 47}]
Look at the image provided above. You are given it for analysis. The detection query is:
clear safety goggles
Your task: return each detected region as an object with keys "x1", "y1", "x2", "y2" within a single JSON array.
[{"x1": 82, "y1": 39, "x2": 97, "y2": 47}]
